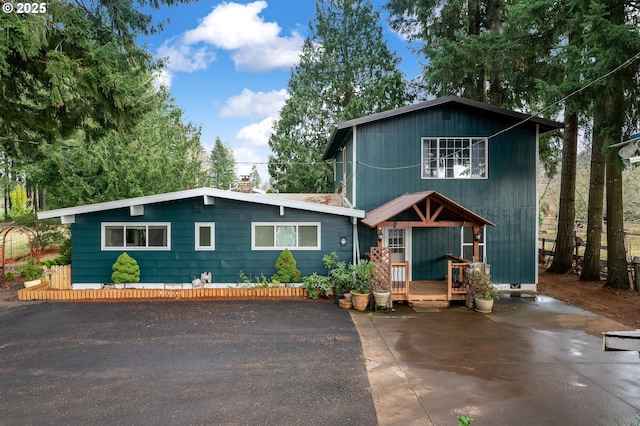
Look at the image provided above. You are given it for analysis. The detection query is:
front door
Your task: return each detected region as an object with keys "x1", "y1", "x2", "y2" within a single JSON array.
[{"x1": 383, "y1": 227, "x2": 411, "y2": 281}]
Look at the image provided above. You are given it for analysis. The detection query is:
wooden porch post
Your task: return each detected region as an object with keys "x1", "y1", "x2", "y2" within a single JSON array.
[{"x1": 472, "y1": 226, "x2": 480, "y2": 262}]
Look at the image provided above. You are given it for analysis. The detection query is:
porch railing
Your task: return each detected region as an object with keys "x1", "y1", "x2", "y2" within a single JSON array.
[{"x1": 391, "y1": 261, "x2": 409, "y2": 301}]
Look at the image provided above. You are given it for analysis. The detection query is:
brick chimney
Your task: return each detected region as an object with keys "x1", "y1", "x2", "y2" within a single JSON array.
[{"x1": 237, "y1": 175, "x2": 253, "y2": 193}]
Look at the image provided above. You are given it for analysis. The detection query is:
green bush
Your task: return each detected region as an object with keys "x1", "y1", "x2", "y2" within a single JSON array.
[
  {"x1": 5, "y1": 272, "x2": 15, "y2": 281},
  {"x1": 18, "y1": 258, "x2": 44, "y2": 281},
  {"x1": 302, "y1": 273, "x2": 332, "y2": 299},
  {"x1": 111, "y1": 252, "x2": 140, "y2": 284},
  {"x1": 271, "y1": 249, "x2": 300, "y2": 284}
]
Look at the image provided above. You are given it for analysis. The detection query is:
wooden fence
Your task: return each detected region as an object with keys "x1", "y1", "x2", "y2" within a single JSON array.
[
  {"x1": 44, "y1": 265, "x2": 71, "y2": 289},
  {"x1": 18, "y1": 284, "x2": 308, "y2": 301}
]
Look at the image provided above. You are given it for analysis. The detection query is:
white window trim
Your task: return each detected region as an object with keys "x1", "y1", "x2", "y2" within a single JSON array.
[
  {"x1": 421, "y1": 137, "x2": 488, "y2": 179},
  {"x1": 195, "y1": 222, "x2": 215, "y2": 251},
  {"x1": 461, "y1": 227, "x2": 485, "y2": 262},
  {"x1": 101, "y1": 222, "x2": 171, "y2": 251},
  {"x1": 251, "y1": 222, "x2": 321, "y2": 251}
]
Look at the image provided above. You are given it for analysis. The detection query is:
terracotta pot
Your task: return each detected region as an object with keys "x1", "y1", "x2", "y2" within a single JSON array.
[
  {"x1": 351, "y1": 292, "x2": 369, "y2": 311},
  {"x1": 474, "y1": 297, "x2": 494, "y2": 313}
]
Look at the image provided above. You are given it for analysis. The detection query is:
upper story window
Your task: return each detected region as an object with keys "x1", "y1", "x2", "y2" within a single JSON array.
[
  {"x1": 102, "y1": 222, "x2": 170, "y2": 250},
  {"x1": 252, "y1": 222, "x2": 321, "y2": 250},
  {"x1": 195, "y1": 222, "x2": 215, "y2": 250},
  {"x1": 422, "y1": 137, "x2": 487, "y2": 179}
]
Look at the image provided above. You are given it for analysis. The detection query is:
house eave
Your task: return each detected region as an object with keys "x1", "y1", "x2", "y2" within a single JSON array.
[
  {"x1": 323, "y1": 95, "x2": 564, "y2": 160},
  {"x1": 37, "y1": 188, "x2": 366, "y2": 220}
]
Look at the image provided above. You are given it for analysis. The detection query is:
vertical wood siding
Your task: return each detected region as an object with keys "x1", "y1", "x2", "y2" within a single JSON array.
[
  {"x1": 71, "y1": 198, "x2": 354, "y2": 284},
  {"x1": 354, "y1": 105, "x2": 538, "y2": 284}
]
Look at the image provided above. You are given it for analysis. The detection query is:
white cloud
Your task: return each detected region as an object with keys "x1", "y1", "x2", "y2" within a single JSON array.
[
  {"x1": 153, "y1": 68, "x2": 173, "y2": 90},
  {"x1": 157, "y1": 40, "x2": 216, "y2": 73},
  {"x1": 236, "y1": 116, "x2": 276, "y2": 148},
  {"x1": 182, "y1": 1, "x2": 303, "y2": 71},
  {"x1": 220, "y1": 89, "x2": 288, "y2": 118},
  {"x1": 154, "y1": 39, "x2": 216, "y2": 88}
]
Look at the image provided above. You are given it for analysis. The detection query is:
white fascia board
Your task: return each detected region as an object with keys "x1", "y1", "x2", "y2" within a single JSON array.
[{"x1": 37, "y1": 187, "x2": 365, "y2": 220}]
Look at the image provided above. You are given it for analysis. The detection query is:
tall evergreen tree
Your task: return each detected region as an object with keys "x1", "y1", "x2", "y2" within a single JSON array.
[
  {"x1": 249, "y1": 165, "x2": 261, "y2": 190},
  {"x1": 268, "y1": 0, "x2": 413, "y2": 193},
  {"x1": 29, "y1": 89, "x2": 208, "y2": 208},
  {"x1": 210, "y1": 138, "x2": 236, "y2": 190}
]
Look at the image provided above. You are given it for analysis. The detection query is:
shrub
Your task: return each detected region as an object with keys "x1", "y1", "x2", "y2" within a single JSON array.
[
  {"x1": 5, "y1": 272, "x2": 15, "y2": 281},
  {"x1": 271, "y1": 249, "x2": 300, "y2": 284},
  {"x1": 18, "y1": 258, "x2": 44, "y2": 281},
  {"x1": 111, "y1": 252, "x2": 140, "y2": 284},
  {"x1": 302, "y1": 273, "x2": 332, "y2": 299}
]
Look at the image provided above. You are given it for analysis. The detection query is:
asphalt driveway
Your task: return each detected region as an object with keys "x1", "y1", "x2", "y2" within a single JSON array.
[{"x1": 0, "y1": 300, "x2": 376, "y2": 425}]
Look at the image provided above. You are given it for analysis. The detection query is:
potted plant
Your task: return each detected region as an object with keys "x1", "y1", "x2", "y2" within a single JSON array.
[
  {"x1": 349, "y1": 260, "x2": 375, "y2": 311},
  {"x1": 370, "y1": 264, "x2": 391, "y2": 309},
  {"x1": 19, "y1": 257, "x2": 44, "y2": 288},
  {"x1": 302, "y1": 273, "x2": 332, "y2": 299},
  {"x1": 468, "y1": 268, "x2": 498, "y2": 313}
]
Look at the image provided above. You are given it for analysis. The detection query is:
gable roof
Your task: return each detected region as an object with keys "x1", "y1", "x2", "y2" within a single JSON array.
[
  {"x1": 37, "y1": 187, "x2": 365, "y2": 222},
  {"x1": 361, "y1": 191, "x2": 496, "y2": 228},
  {"x1": 323, "y1": 95, "x2": 564, "y2": 160}
]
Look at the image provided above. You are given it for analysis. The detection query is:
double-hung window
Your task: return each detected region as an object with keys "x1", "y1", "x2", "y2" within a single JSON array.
[
  {"x1": 422, "y1": 137, "x2": 487, "y2": 179},
  {"x1": 462, "y1": 227, "x2": 485, "y2": 262},
  {"x1": 195, "y1": 223, "x2": 215, "y2": 250},
  {"x1": 252, "y1": 223, "x2": 321, "y2": 250},
  {"x1": 102, "y1": 222, "x2": 170, "y2": 250}
]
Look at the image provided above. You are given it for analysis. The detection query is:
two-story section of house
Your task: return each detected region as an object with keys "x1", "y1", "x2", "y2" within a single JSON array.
[{"x1": 323, "y1": 95, "x2": 563, "y2": 294}]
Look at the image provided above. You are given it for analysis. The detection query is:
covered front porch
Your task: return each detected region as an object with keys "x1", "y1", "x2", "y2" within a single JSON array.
[{"x1": 363, "y1": 191, "x2": 495, "y2": 304}]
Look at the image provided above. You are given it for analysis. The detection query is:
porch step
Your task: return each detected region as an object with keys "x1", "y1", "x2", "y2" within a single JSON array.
[{"x1": 410, "y1": 301, "x2": 450, "y2": 312}]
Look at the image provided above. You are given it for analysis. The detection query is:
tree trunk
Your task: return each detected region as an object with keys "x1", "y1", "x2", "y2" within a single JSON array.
[
  {"x1": 603, "y1": 0, "x2": 630, "y2": 290},
  {"x1": 547, "y1": 113, "x2": 577, "y2": 274},
  {"x1": 604, "y1": 93, "x2": 630, "y2": 288},
  {"x1": 580, "y1": 109, "x2": 606, "y2": 281}
]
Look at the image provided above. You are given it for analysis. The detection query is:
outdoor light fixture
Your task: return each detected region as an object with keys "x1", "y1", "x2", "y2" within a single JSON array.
[
  {"x1": 378, "y1": 232, "x2": 384, "y2": 241},
  {"x1": 475, "y1": 230, "x2": 482, "y2": 242},
  {"x1": 339, "y1": 236, "x2": 347, "y2": 247}
]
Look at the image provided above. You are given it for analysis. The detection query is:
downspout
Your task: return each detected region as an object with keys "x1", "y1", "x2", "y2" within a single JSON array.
[
  {"x1": 535, "y1": 124, "x2": 540, "y2": 286},
  {"x1": 352, "y1": 217, "x2": 360, "y2": 264},
  {"x1": 352, "y1": 126, "x2": 357, "y2": 208}
]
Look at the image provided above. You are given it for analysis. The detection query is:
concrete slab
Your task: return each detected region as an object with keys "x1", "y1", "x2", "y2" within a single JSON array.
[{"x1": 352, "y1": 295, "x2": 640, "y2": 425}]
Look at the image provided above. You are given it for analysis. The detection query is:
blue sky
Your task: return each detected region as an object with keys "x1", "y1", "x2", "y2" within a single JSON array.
[{"x1": 140, "y1": 1, "x2": 421, "y2": 182}]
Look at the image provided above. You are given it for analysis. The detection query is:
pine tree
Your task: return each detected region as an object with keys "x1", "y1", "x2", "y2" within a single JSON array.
[
  {"x1": 268, "y1": 0, "x2": 413, "y2": 193},
  {"x1": 210, "y1": 137, "x2": 237, "y2": 190}
]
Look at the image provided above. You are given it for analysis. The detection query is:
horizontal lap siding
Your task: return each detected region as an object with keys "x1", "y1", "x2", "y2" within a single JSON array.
[
  {"x1": 354, "y1": 106, "x2": 538, "y2": 284},
  {"x1": 71, "y1": 198, "x2": 354, "y2": 284}
]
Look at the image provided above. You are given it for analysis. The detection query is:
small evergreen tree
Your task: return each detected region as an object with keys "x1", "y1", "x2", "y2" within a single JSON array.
[
  {"x1": 8, "y1": 185, "x2": 32, "y2": 220},
  {"x1": 272, "y1": 249, "x2": 301, "y2": 284},
  {"x1": 111, "y1": 252, "x2": 140, "y2": 284}
]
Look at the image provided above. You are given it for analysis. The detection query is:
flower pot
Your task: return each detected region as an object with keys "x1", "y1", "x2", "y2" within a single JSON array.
[
  {"x1": 343, "y1": 292, "x2": 352, "y2": 302},
  {"x1": 23, "y1": 279, "x2": 41, "y2": 288},
  {"x1": 338, "y1": 299, "x2": 352, "y2": 309},
  {"x1": 372, "y1": 291, "x2": 390, "y2": 308},
  {"x1": 474, "y1": 297, "x2": 494, "y2": 313},
  {"x1": 351, "y1": 292, "x2": 369, "y2": 311}
]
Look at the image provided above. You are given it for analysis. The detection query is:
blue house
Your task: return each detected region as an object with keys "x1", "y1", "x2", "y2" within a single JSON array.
[
  {"x1": 38, "y1": 188, "x2": 364, "y2": 287},
  {"x1": 323, "y1": 95, "x2": 563, "y2": 299}
]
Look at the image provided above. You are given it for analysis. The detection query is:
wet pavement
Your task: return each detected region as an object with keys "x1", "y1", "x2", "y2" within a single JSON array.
[
  {"x1": 1, "y1": 294, "x2": 639, "y2": 425},
  {"x1": 353, "y1": 294, "x2": 640, "y2": 425}
]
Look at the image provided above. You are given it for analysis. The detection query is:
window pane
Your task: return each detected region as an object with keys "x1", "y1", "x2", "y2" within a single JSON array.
[
  {"x1": 463, "y1": 245, "x2": 474, "y2": 261},
  {"x1": 126, "y1": 226, "x2": 146, "y2": 247},
  {"x1": 298, "y1": 226, "x2": 318, "y2": 247},
  {"x1": 148, "y1": 226, "x2": 167, "y2": 247},
  {"x1": 275, "y1": 225, "x2": 296, "y2": 247},
  {"x1": 255, "y1": 226, "x2": 274, "y2": 247},
  {"x1": 105, "y1": 226, "x2": 124, "y2": 247},
  {"x1": 463, "y1": 227, "x2": 474, "y2": 244},
  {"x1": 198, "y1": 226, "x2": 211, "y2": 247}
]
